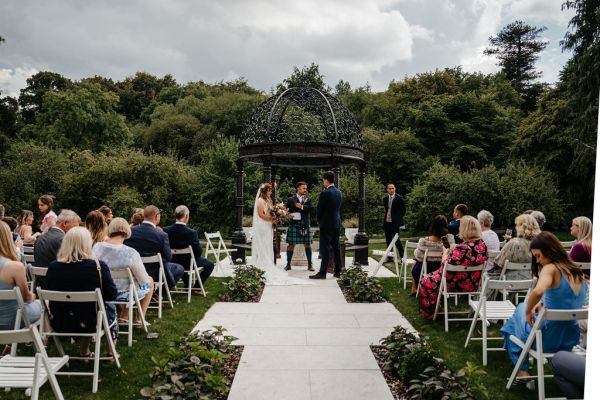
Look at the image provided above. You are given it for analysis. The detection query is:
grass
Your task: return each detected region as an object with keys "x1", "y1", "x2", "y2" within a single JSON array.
[{"x1": 5, "y1": 278, "x2": 229, "y2": 400}]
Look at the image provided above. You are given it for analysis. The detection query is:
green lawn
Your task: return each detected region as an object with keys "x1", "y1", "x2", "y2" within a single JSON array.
[{"x1": 5, "y1": 278, "x2": 229, "y2": 400}]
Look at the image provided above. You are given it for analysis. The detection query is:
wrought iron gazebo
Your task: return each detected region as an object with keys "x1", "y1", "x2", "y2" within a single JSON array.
[{"x1": 232, "y1": 87, "x2": 369, "y2": 264}]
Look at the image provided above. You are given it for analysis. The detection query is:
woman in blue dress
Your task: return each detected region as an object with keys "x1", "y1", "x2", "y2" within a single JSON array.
[{"x1": 501, "y1": 231, "x2": 587, "y2": 381}]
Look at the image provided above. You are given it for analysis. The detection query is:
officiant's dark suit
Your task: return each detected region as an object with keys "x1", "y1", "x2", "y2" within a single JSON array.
[
  {"x1": 124, "y1": 222, "x2": 184, "y2": 288},
  {"x1": 163, "y1": 223, "x2": 214, "y2": 285},
  {"x1": 314, "y1": 178, "x2": 343, "y2": 278},
  {"x1": 383, "y1": 189, "x2": 406, "y2": 255}
]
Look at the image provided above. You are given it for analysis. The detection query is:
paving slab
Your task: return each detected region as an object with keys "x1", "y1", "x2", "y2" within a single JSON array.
[
  {"x1": 251, "y1": 313, "x2": 359, "y2": 328},
  {"x1": 306, "y1": 327, "x2": 394, "y2": 346},
  {"x1": 310, "y1": 370, "x2": 395, "y2": 400},
  {"x1": 228, "y1": 369, "x2": 311, "y2": 400}
]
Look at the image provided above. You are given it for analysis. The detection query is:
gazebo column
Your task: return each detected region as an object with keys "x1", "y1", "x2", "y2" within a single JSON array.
[
  {"x1": 262, "y1": 157, "x2": 272, "y2": 183},
  {"x1": 232, "y1": 159, "x2": 247, "y2": 263},
  {"x1": 354, "y1": 162, "x2": 369, "y2": 265},
  {"x1": 332, "y1": 165, "x2": 341, "y2": 188}
]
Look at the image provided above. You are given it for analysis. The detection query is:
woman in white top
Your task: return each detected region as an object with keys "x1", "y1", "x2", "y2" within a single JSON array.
[
  {"x1": 93, "y1": 218, "x2": 154, "y2": 323},
  {"x1": 477, "y1": 210, "x2": 500, "y2": 271}
]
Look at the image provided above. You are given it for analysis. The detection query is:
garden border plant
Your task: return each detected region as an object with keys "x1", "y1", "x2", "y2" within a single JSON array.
[
  {"x1": 338, "y1": 265, "x2": 386, "y2": 302},
  {"x1": 371, "y1": 326, "x2": 489, "y2": 400},
  {"x1": 220, "y1": 263, "x2": 266, "y2": 302}
]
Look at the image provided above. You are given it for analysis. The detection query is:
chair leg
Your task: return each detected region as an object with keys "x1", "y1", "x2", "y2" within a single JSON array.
[
  {"x1": 92, "y1": 332, "x2": 102, "y2": 393},
  {"x1": 444, "y1": 294, "x2": 449, "y2": 332},
  {"x1": 187, "y1": 270, "x2": 193, "y2": 303},
  {"x1": 44, "y1": 359, "x2": 65, "y2": 400},
  {"x1": 433, "y1": 282, "x2": 443, "y2": 321},
  {"x1": 464, "y1": 312, "x2": 478, "y2": 348},
  {"x1": 403, "y1": 262, "x2": 408, "y2": 289},
  {"x1": 482, "y1": 312, "x2": 488, "y2": 366},
  {"x1": 135, "y1": 293, "x2": 149, "y2": 333},
  {"x1": 158, "y1": 282, "x2": 163, "y2": 320},
  {"x1": 536, "y1": 333, "x2": 545, "y2": 400},
  {"x1": 128, "y1": 301, "x2": 133, "y2": 347},
  {"x1": 31, "y1": 354, "x2": 41, "y2": 400},
  {"x1": 196, "y1": 268, "x2": 206, "y2": 297}
]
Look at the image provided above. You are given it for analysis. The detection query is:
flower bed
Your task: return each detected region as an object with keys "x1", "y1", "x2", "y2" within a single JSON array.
[
  {"x1": 141, "y1": 327, "x2": 242, "y2": 400},
  {"x1": 338, "y1": 265, "x2": 386, "y2": 302},
  {"x1": 221, "y1": 264, "x2": 266, "y2": 302},
  {"x1": 371, "y1": 326, "x2": 489, "y2": 400}
]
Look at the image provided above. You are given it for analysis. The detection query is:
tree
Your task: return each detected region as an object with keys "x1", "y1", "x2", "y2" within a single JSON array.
[
  {"x1": 0, "y1": 95, "x2": 18, "y2": 150},
  {"x1": 19, "y1": 82, "x2": 130, "y2": 150},
  {"x1": 276, "y1": 63, "x2": 327, "y2": 92},
  {"x1": 334, "y1": 80, "x2": 352, "y2": 96},
  {"x1": 18, "y1": 71, "x2": 73, "y2": 124},
  {"x1": 484, "y1": 20, "x2": 548, "y2": 111},
  {"x1": 116, "y1": 72, "x2": 179, "y2": 122}
]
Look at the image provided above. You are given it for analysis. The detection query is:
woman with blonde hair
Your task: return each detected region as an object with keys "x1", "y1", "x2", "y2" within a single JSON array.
[
  {"x1": 418, "y1": 215, "x2": 488, "y2": 318},
  {"x1": 0, "y1": 221, "x2": 42, "y2": 333},
  {"x1": 45, "y1": 227, "x2": 118, "y2": 359},
  {"x1": 93, "y1": 218, "x2": 154, "y2": 323},
  {"x1": 569, "y1": 216, "x2": 592, "y2": 267},
  {"x1": 492, "y1": 214, "x2": 540, "y2": 280}
]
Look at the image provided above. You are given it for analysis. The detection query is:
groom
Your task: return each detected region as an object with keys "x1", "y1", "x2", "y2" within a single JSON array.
[
  {"x1": 285, "y1": 181, "x2": 314, "y2": 271},
  {"x1": 310, "y1": 171, "x2": 343, "y2": 279}
]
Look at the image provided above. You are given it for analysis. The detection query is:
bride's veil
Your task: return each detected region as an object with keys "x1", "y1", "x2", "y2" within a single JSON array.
[{"x1": 252, "y1": 186, "x2": 262, "y2": 232}]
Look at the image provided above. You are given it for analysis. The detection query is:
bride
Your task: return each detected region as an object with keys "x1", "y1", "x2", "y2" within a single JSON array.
[{"x1": 251, "y1": 183, "x2": 310, "y2": 285}]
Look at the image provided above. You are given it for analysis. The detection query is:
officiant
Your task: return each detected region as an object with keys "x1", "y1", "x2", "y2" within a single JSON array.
[{"x1": 285, "y1": 181, "x2": 314, "y2": 271}]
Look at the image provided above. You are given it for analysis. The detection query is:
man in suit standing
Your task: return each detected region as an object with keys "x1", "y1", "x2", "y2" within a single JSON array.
[
  {"x1": 383, "y1": 183, "x2": 406, "y2": 259},
  {"x1": 448, "y1": 204, "x2": 468, "y2": 244},
  {"x1": 284, "y1": 181, "x2": 314, "y2": 271},
  {"x1": 34, "y1": 209, "x2": 81, "y2": 267},
  {"x1": 310, "y1": 171, "x2": 343, "y2": 279},
  {"x1": 124, "y1": 205, "x2": 184, "y2": 289},
  {"x1": 163, "y1": 205, "x2": 214, "y2": 291}
]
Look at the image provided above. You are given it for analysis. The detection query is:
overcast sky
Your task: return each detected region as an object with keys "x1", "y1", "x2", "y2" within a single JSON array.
[{"x1": 0, "y1": 0, "x2": 575, "y2": 96}]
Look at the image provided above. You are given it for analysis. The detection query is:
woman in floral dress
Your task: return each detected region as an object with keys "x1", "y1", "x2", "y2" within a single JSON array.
[{"x1": 418, "y1": 215, "x2": 488, "y2": 319}]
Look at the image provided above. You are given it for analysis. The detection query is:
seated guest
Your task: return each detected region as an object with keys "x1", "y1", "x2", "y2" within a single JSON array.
[
  {"x1": 410, "y1": 215, "x2": 454, "y2": 295},
  {"x1": 569, "y1": 216, "x2": 592, "y2": 271},
  {"x1": 46, "y1": 227, "x2": 118, "y2": 357},
  {"x1": 418, "y1": 216, "x2": 487, "y2": 319},
  {"x1": 477, "y1": 209, "x2": 500, "y2": 271},
  {"x1": 550, "y1": 351, "x2": 586, "y2": 399},
  {"x1": 501, "y1": 231, "x2": 587, "y2": 381},
  {"x1": 94, "y1": 218, "x2": 154, "y2": 322},
  {"x1": 34, "y1": 209, "x2": 81, "y2": 268},
  {"x1": 448, "y1": 204, "x2": 468, "y2": 244},
  {"x1": 16, "y1": 210, "x2": 41, "y2": 244},
  {"x1": 492, "y1": 214, "x2": 540, "y2": 280},
  {"x1": 164, "y1": 205, "x2": 214, "y2": 291},
  {"x1": 38, "y1": 194, "x2": 57, "y2": 234},
  {"x1": 2, "y1": 217, "x2": 23, "y2": 260},
  {"x1": 0, "y1": 221, "x2": 42, "y2": 331},
  {"x1": 86, "y1": 210, "x2": 108, "y2": 245},
  {"x1": 124, "y1": 205, "x2": 184, "y2": 289},
  {"x1": 524, "y1": 209, "x2": 546, "y2": 231},
  {"x1": 97, "y1": 206, "x2": 113, "y2": 224},
  {"x1": 130, "y1": 208, "x2": 144, "y2": 227}
]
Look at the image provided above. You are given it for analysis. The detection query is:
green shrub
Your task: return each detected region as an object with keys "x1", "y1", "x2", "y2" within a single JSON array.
[
  {"x1": 339, "y1": 266, "x2": 385, "y2": 302},
  {"x1": 380, "y1": 326, "x2": 425, "y2": 374},
  {"x1": 408, "y1": 362, "x2": 489, "y2": 400},
  {"x1": 399, "y1": 345, "x2": 442, "y2": 382},
  {"x1": 221, "y1": 264, "x2": 266, "y2": 302},
  {"x1": 140, "y1": 328, "x2": 237, "y2": 399}
]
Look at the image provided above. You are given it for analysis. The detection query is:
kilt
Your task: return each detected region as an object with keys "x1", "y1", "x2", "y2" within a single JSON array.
[{"x1": 286, "y1": 220, "x2": 313, "y2": 244}]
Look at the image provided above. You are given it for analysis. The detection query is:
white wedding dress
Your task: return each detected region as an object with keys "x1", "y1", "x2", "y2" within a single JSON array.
[{"x1": 251, "y1": 190, "x2": 310, "y2": 286}]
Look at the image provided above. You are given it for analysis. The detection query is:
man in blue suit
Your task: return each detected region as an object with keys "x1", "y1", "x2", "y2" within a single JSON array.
[
  {"x1": 448, "y1": 204, "x2": 468, "y2": 244},
  {"x1": 163, "y1": 205, "x2": 214, "y2": 291},
  {"x1": 124, "y1": 205, "x2": 184, "y2": 289},
  {"x1": 310, "y1": 171, "x2": 343, "y2": 279},
  {"x1": 383, "y1": 183, "x2": 406, "y2": 258}
]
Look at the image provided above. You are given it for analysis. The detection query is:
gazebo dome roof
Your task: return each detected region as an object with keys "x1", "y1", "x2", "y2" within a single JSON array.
[{"x1": 239, "y1": 87, "x2": 363, "y2": 167}]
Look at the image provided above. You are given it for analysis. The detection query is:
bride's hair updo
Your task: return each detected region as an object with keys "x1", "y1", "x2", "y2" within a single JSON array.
[{"x1": 259, "y1": 183, "x2": 273, "y2": 200}]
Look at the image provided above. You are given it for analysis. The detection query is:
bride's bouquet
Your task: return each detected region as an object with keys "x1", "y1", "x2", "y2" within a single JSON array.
[{"x1": 271, "y1": 203, "x2": 288, "y2": 225}]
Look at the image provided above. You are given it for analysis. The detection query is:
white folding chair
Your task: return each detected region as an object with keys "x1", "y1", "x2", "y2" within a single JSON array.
[
  {"x1": 415, "y1": 248, "x2": 444, "y2": 297},
  {"x1": 370, "y1": 233, "x2": 399, "y2": 277},
  {"x1": 399, "y1": 240, "x2": 419, "y2": 288},
  {"x1": 170, "y1": 246, "x2": 206, "y2": 302},
  {"x1": 433, "y1": 262, "x2": 486, "y2": 332},
  {"x1": 22, "y1": 245, "x2": 35, "y2": 255},
  {"x1": 560, "y1": 240, "x2": 576, "y2": 250},
  {"x1": 204, "y1": 232, "x2": 234, "y2": 274},
  {"x1": 140, "y1": 254, "x2": 173, "y2": 319},
  {"x1": 29, "y1": 266, "x2": 47, "y2": 292},
  {"x1": 0, "y1": 287, "x2": 43, "y2": 356},
  {"x1": 577, "y1": 262, "x2": 591, "y2": 274},
  {"x1": 506, "y1": 307, "x2": 588, "y2": 400},
  {"x1": 37, "y1": 288, "x2": 120, "y2": 393},
  {"x1": 0, "y1": 327, "x2": 68, "y2": 400},
  {"x1": 108, "y1": 268, "x2": 149, "y2": 347},
  {"x1": 464, "y1": 277, "x2": 533, "y2": 365},
  {"x1": 499, "y1": 261, "x2": 532, "y2": 302}
]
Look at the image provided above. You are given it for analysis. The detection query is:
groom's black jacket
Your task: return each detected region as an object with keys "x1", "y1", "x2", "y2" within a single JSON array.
[
  {"x1": 286, "y1": 195, "x2": 313, "y2": 224},
  {"x1": 317, "y1": 186, "x2": 343, "y2": 230}
]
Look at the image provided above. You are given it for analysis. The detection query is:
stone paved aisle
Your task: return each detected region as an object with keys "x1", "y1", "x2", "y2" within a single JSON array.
[{"x1": 193, "y1": 270, "x2": 415, "y2": 400}]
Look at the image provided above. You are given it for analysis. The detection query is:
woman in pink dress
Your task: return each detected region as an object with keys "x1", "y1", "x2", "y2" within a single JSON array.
[{"x1": 38, "y1": 194, "x2": 57, "y2": 234}]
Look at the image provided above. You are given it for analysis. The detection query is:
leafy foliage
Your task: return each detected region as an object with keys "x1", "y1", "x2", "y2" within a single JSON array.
[
  {"x1": 400, "y1": 345, "x2": 443, "y2": 382},
  {"x1": 379, "y1": 326, "x2": 425, "y2": 374},
  {"x1": 221, "y1": 264, "x2": 266, "y2": 302},
  {"x1": 140, "y1": 327, "x2": 237, "y2": 400},
  {"x1": 408, "y1": 362, "x2": 489, "y2": 400},
  {"x1": 339, "y1": 266, "x2": 385, "y2": 302}
]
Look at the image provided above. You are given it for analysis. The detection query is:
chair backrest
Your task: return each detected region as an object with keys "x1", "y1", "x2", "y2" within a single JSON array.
[
  {"x1": 29, "y1": 266, "x2": 47, "y2": 291},
  {"x1": 444, "y1": 262, "x2": 486, "y2": 273},
  {"x1": 560, "y1": 240, "x2": 576, "y2": 249},
  {"x1": 0, "y1": 327, "x2": 44, "y2": 350},
  {"x1": 171, "y1": 246, "x2": 194, "y2": 257},
  {"x1": 23, "y1": 246, "x2": 35, "y2": 255},
  {"x1": 541, "y1": 307, "x2": 588, "y2": 322},
  {"x1": 577, "y1": 262, "x2": 591, "y2": 272},
  {"x1": 424, "y1": 248, "x2": 443, "y2": 261},
  {"x1": 371, "y1": 234, "x2": 399, "y2": 277},
  {"x1": 482, "y1": 277, "x2": 534, "y2": 293},
  {"x1": 22, "y1": 253, "x2": 35, "y2": 265},
  {"x1": 140, "y1": 254, "x2": 162, "y2": 265},
  {"x1": 488, "y1": 250, "x2": 501, "y2": 260},
  {"x1": 500, "y1": 260, "x2": 531, "y2": 276},
  {"x1": 37, "y1": 288, "x2": 104, "y2": 308},
  {"x1": 108, "y1": 267, "x2": 135, "y2": 281},
  {"x1": 403, "y1": 240, "x2": 419, "y2": 259}
]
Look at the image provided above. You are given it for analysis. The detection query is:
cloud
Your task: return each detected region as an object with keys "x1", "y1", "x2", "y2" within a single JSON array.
[
  {"x1": 0, "y1": 65, "x2": 38, "y2": 96},
  {"x1": 0, "y1": 0, "x2": 576, "y2": 96}
]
